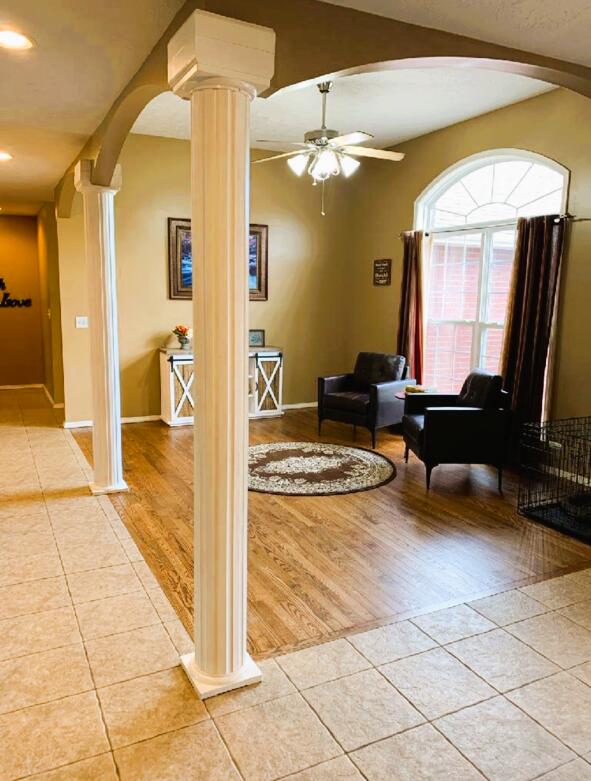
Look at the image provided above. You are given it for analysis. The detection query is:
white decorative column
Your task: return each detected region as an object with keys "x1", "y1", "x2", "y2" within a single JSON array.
[
  {"x1": 168, "y1": 11, "x2": 275, "y2": 698},
  {"x1": 74, "y1": 160, "x2": 127, "y2": 495}
]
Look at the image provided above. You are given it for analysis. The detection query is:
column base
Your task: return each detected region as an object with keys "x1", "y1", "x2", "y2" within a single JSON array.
[
  {"x1": 90, "y1": 480, "x2": 129, "y2": 495},
  {"x1": 180, "y1": 651, "x2": 262, "y2": 700}
]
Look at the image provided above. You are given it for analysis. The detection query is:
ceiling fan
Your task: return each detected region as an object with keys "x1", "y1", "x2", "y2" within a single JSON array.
[{"x1": 253, "y1": 81, "x2": 405, "y2": 213}]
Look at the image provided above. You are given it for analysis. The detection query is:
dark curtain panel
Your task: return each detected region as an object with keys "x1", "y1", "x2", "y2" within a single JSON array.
[
  {"x1": 397, "y1": 231, "x2": 424, "y2": 383},
  {"x1": 501, "y1": 214, "x2": 565, "y2": 433}
]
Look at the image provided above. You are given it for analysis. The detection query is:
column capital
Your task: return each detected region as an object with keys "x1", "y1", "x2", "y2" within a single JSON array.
[
  {"x1": 75, "y1": 159, "x2": 122, "y2": 194},
  {"x1": 167, "y1": 10, "x2": 275, "y2": 99}
]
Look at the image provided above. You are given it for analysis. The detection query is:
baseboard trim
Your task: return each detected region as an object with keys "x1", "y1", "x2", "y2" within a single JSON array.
[
  {"x1": 64, "y1": 414, "x2": 161, "y2": 429},
  {"x1": 283, "y1": 402, "x2": 318, "y2": 410},
  {"x1": 122, "y1": 415, "x2": 161, "y2": 424},
  {"x1": 42, "y1": 384, "x2": 65, "y2": 409},
  {"x1": 0, "y1": 383, "x2": 43, "y2": 390}
]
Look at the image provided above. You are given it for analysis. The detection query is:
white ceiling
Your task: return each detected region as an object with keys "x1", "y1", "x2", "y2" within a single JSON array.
[
  {"x1": 132, "y1": 69, "x2": 554, "y2": 150},
  {"x1": 0, "y1": 0, "x2": 184, "y2": 214},
  {"x1": 319, "y1": 0, "x2": 591, "y2": 68}
]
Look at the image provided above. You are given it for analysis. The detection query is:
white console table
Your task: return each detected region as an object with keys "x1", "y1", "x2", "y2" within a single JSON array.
[{"x1": 159, "y1": 347, "x2": 284, "y2": 427}]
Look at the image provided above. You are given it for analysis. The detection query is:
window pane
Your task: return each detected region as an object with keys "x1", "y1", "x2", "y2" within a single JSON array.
[
  {"x1": 484, "y1": 230, "x2": 516, "y2": 324},
  {"x1": 461, "y1": 164, "x2": 494, "y2": 206},
  {"x1": 517, "y1": 188, "x2": 563, "y2": 217},
  {"x1": 491, "y1": 161, "x2": 532, "y2": 202},
  {"x1": 424, "y1": 322, "x2": 473, "y2": 393},
  {"x1": 434, "y1": 181, "x2": 476, "y2": 216},
  {"x1": 427, "y1": 234, "x2": 481, "y2": 323},
  {"x1": 467, "y1": 202, "x2": 516, "y2": 224},
  {"x1": 479, "y1": 327, "x2": 504, "y2": 373},
  {"x1": 507, "y1": 163, "x2": 565, "y2": 208}
]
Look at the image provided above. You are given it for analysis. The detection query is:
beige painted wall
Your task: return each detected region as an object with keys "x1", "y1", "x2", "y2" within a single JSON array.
[
  {"x1": 344, "y1": 87, "x2": 591, "y2": 419},
  {"x1": 0, "y1": 216, "x2": 44, "y2": 386},
  {"x1": 58, "y1": 134, "x2": 349, "y2": 422},
  {"x1": 37, "y1": 204, "x2": 65, "y2": 404}
]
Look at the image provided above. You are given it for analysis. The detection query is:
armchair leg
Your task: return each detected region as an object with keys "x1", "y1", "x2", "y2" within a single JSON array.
[
  {"x1": 318, "y1": 417, "x2": 323, "y2": 437},
  {"x1": 404, "y1": 444, "x2": 409, "y2": 463},
  {"x1": 425, "y1": 464, "x2": 433, "y2": 490}
]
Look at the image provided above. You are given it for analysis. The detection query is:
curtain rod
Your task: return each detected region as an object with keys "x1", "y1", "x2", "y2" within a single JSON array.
[{"x1": 399, "y1": 214, "x2": 590, "y2": 239}]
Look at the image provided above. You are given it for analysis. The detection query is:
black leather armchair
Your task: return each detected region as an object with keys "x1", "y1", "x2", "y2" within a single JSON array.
[
  {"x1": 402, "y1": 369, "x2": 511, "y2": 489},
  {"x1": 318, "y1": 352, "x2": 415, "y2": 448}
]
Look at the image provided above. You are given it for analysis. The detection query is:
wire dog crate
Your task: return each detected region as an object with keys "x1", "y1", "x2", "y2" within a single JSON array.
[{"x1": 518, "y1": 416, "x2": 591, "y2": 543}]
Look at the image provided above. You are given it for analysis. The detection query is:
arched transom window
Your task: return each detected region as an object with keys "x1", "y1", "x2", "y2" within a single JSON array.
[{"x1": 415, "y1": 151, "x2": 568, "y2": 392}]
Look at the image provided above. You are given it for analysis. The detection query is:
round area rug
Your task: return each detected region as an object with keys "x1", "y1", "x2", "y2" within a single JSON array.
[{"x1": 248, "y1": 442, "x2": 396, "y2": 496}]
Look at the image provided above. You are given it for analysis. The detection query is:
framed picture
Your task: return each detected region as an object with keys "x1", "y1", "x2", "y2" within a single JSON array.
[
  {"x1": 248, "y1": 224, "x2": 268, "y2": 301},
  {"x1": 168, "y1": 218, "x2": 193, "y2": 300},
  {"x1": 373, "y1": 258, "x2": 392, "y2": 286},
  {"x1": 249, "y1": 329, "x2": 265, "y2": 348},
  {"x1": 168, "y1": 219, "x2": 268, "y2": 301}
]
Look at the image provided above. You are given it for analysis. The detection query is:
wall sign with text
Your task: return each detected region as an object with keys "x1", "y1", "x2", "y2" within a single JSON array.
[
  {"x1": 0, "y1": 277, "x2": 32, "y2": 308},
  {"x1": 373, "y1": 259, "x2": 392, "y2": 286}
]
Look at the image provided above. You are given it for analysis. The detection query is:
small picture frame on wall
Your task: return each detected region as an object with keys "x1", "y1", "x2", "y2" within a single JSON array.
[
  {"x1": 249, "y1": 329, "x2": 266, "y2": 348},
  {"x1": 168, "y1": 219, "x2": 269, "y2": 301},
  {"x1": 373, "y1": 258, "x2": 392, "y2": 286}
]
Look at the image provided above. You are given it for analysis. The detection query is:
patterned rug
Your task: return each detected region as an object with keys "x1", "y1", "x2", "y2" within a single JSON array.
[{"x1": 248, "y1": 441, "x2": 396, "y2": 496}]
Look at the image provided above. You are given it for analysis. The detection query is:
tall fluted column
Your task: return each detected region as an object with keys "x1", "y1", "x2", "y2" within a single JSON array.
[
  {"x1": 74, "y1": 160, "x2": 127, "y2": 495},
  {"x1": 168, "y1": 11, "x2": 275, "y2": 698}
]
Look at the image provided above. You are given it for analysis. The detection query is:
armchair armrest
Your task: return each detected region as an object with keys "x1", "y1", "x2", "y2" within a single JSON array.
[
  {"x1": 404, "y1": 393, "x2": 458, "y2": 414},
  {"x1": 370, "y1": 379, "x2": 412, "y2": 427},
  {"x1": 318, "y1": 373, "x2": 354, "y2": 395},
  {"x1": 371, "y1": 378, "x2": 412, "y2": 401}
]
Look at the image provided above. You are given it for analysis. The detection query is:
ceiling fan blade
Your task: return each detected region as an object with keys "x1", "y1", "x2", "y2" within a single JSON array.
[
  {"x1": 341, "y1": 145, "x2": 405, "y2": 161},
  {"x1": 255, "y1": 141, "x2": 309, "y2": 147},
  {"x1": 331, "y1": 131, "x2": 373, "y2": 146},
  {"x1": 252, "y1": 150, "x2": 308, "y2": 164}
]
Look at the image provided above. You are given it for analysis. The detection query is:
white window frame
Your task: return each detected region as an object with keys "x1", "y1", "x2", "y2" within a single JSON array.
[{"x1": 415, "y1": 150, "x2": 569, "y2": 390}]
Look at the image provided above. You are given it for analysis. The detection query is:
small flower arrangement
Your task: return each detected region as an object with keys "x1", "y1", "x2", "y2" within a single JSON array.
[{"x1": 173, "y1": 325, "x2": 192, "y2": 350}]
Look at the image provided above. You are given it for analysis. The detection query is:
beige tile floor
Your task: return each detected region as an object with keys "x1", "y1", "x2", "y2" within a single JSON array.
[{"x1": 2, "y1": 389, "x2": 591, "y2": 780}]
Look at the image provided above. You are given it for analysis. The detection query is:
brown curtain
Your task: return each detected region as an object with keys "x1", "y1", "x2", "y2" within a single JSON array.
[
  {"x1": 396, "y1": 231, "x2": 424, "y2": 383},
  {"x1": 502, "y1": 214, "x2": 565, "y2": 432}
]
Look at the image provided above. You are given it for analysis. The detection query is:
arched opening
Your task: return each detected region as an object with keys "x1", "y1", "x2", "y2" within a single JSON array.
[{"x1": 415, "y1": 150, "x2": 569, "y2": 392}]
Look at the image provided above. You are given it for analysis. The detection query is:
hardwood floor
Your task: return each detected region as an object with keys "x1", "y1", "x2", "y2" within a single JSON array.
[{"x1": 73, "y1": 410, "x2": 591, "y2": 658}]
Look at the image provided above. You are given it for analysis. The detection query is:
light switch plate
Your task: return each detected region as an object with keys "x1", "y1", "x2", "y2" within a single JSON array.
[{"x1": 75, "y1": 316, "x2": 89, "y2": 329}]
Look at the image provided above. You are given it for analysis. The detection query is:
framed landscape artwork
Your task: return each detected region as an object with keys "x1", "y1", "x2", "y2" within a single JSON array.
[{"x1": 168, "y1": 218, "x2": 268, "y2": 301}]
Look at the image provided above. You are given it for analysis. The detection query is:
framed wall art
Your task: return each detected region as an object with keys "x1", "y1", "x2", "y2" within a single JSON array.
[
  {"x1": 168, "y1": 218, "x2": 193, "y2": 300},
  {"x1": 168, "y1": 219, "x2": 268, "y2": 301},
  {"x1": 373, "y1": 258, "x2": 392, "y2": 286},
  {"x1": 248, "y1": 329, "x2": 266, "y2": 348}
]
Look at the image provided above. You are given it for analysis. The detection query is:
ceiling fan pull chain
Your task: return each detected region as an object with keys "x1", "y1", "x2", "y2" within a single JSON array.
[{"x1": 321, "y1": 179, "x2": 326, "y2": 216}]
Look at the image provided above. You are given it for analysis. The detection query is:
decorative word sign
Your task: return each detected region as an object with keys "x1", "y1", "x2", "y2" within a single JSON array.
[
  {"x1": 0, "y1": 277, "x2": 32, "y2": 308},
  {"x1": 373, "y1": 259, "x2": 392, "y2": 286}
]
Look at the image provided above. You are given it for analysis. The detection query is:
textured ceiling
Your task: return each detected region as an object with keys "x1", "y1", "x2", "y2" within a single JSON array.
[
  {"x1": 0, "y1": 0, "x2": 184, "y2": 214},
  {"x1": 132, "y1": 69, "x2": 554, "y2": 150},
  {"x1": 319, "y1": 0, "x2": 591, "y2": 67}
]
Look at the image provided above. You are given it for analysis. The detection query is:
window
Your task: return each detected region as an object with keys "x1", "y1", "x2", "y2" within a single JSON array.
[{"x1": 416, "y1": 152, "x2": 568, "y2": 392}]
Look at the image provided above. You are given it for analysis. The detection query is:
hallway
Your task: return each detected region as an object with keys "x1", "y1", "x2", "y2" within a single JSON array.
[{"x1": 3, "y1": 389, "x2": 591, "y2": 779}]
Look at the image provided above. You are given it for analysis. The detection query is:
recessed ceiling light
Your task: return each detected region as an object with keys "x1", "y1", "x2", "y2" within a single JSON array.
[
  {"x1": 0, "y1": 151, "x2": 13, "y2": 161},
  {"x1": 0, "y1": 29, "x2": 35, "y2": 50}
]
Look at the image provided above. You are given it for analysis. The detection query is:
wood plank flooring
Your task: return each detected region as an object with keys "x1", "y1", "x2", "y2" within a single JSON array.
[{"x1": 73, "y1": 411, "x2": 591, "y2": 658}]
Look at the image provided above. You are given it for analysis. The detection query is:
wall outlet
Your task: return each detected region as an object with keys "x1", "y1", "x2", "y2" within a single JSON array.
[{"x1": 75, "y1": 316, "x2": 89, "y2": 329}]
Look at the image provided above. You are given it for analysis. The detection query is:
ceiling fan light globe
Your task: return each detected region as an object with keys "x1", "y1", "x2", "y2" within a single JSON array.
[
  {"x1": 339, "y1": 154, "x2": 361, "y2": 177},
  {"x1": 309, "y1": 149, "x2": 340, "y2": 182},
  {"x1": 287, "y1": 153, "x2": 309, "y2": 176}
]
